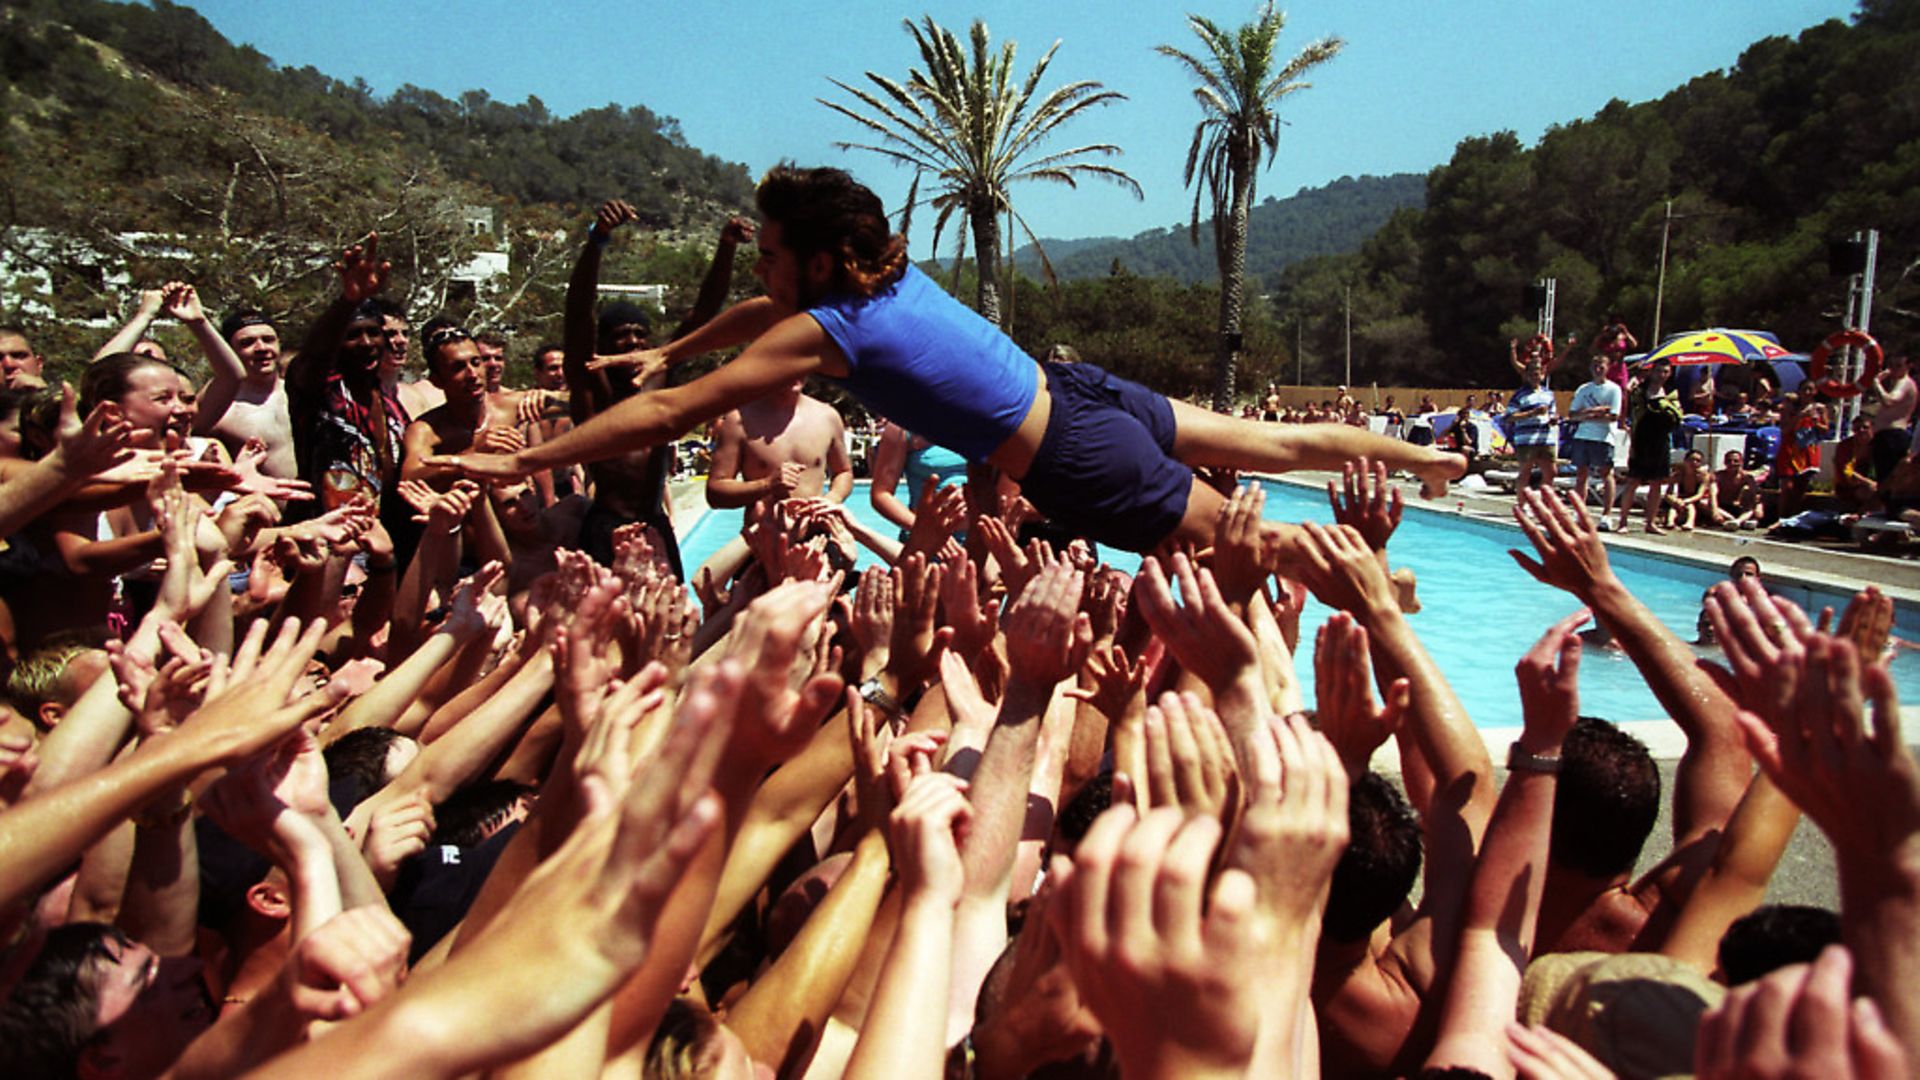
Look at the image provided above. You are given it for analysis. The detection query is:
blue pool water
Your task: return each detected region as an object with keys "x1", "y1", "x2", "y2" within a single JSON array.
[{"x1": 677, "y1": 480, "x2": 1920, "y2": 728}]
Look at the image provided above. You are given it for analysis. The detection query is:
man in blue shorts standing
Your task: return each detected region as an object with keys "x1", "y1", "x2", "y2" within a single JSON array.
[
  {"x1": 1568, "y1": 355, "x2": 1622, "y2": 514},
  {"x1": 430, "y1": 166, "x2": 1466, "y2": 556}
]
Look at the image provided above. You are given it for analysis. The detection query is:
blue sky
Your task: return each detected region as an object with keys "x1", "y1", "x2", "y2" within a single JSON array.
[{"x1": 182, "y1": 1, "x2": 1856, "y2": 256}]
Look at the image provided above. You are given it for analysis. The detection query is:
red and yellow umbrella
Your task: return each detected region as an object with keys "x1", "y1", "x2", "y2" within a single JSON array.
[{"x1": 1635, "y1": 328, "x2": 1795, "y2": 367}]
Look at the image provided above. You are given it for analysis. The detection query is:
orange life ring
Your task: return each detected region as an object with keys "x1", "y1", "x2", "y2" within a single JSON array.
[{"x1": 1808, "y1": 329, "x2": 1881, "y2": 398}]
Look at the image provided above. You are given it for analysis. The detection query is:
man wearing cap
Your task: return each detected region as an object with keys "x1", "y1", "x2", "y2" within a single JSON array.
[
  {"x1": 560, "y1": 200, "x2": 752, "y2": 577},
  {"x1": 204, "y1": 309, "x2": 297, "y2": 479}
]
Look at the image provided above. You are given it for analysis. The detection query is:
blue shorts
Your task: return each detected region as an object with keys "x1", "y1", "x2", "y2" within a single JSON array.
[
  {"x1": 1017, "y1": 362, "x2": 1193, "y2": 552},
  {"x1": 1568, "y1": 438, "x2": 1613, "y2": 470}
]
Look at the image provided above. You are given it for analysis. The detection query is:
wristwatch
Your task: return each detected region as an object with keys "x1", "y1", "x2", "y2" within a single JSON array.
[
  {"x1": 857, "y1": 677, "x2": 902, "y2": 718},
  {"x1": 1507, "y1": 741, "x2": 1562, "y2": 774}
]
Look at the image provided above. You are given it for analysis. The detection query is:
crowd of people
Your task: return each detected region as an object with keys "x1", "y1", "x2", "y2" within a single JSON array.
[
  {"x1": 0, "y1": 163, "x2": 1913, "y2": 1080},
  {"x1": 1239, "y1": 322, "x2": 1916, "y2": 544}
]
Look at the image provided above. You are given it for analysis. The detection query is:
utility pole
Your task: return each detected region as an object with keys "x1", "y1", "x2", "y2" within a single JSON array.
[
  {"x1": 1652, "y1": 199, "x2": 1673, "y2": 345},
  {"x1": 1295, "y1": 319, "x2": 1303, "y2": 385},
  {"x1": 1343, "y1": 283, "x2": 1353, "y2": 387}
]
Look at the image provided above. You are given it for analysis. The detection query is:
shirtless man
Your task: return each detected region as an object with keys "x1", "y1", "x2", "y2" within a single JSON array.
[
  {"x1": 705, "y1": 379, "x2": 852, "y2": 509},
  {"x1": 204, "y1": 309, "x2": 297, "y2": 479},
  {"x1": 381, "y1": 303, "x2": 445, "y2": 420},
  {"x1": 0, "y1": 326, "x2": 45, "y2": 390},
  {"x1": 1709, "y1": 449, "x2": 1762, "y2": 529},
  {"x1": 473, "y1": 330, "x2": 527, "y2": 432},
  {"x1": 1870, "y1": 352, "x2": 1915, "y2": 488},
  {"x1": 560, "y1": 200, "x2": 752, "y2": 577},
  {"x1": 400, "y1": 324, "x2": 526, "y2": 482}
]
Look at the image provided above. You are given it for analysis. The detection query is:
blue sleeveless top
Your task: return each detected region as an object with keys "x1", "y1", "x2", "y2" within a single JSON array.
[
  {"x1": 807, "y1": 265, "x2": 1037, "y2": 462},
  {"x1": 904, "y1": 437, "x2": 970, "y2": 508}
]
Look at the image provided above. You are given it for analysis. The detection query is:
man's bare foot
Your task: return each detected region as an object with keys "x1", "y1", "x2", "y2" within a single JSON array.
[
  {"x1": 1646, "y1": 522, "x2": 1667, "y2": 535},
  {"x1": 1417, "y1": 452, "x2": 1469, "y2": 499}
]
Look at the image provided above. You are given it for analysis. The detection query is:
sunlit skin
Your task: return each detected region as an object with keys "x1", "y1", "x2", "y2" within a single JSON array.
[
  {"x1": 232, "y1": 324, "x2": 282, "y2": 383},
  {"x1": 534, "y1": 349, "x2": 567, "y2": 391},
  {"x1": 340, "y1": 316, "x2": 386, "y2": 378},
  {"x1": 118, "y1": 364, "x2": 196, "y2": 447},
  {"x1": 379, "y1": 315, "x2": 411, "y2": 382},
  {"x1": 475, "y1": 339, "x2": 506, "y2": 393},
  {"x1": 0, "y1": 331, "x2": 43, "y2": 388},
  {"x1": 86, "y1": 935, "x2": 216, "y2": 1077}
]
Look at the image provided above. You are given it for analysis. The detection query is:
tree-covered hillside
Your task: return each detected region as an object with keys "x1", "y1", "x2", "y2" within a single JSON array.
[
  {"x1": 0, "y1": 0, "x2": 758, "y2": 378},
  {"x1": 1012, "y1": 173, "x2": 1425, "y2": 287},
  {"x1": 1275, "y1": 0, "x2": 1920, "y2": 389}
]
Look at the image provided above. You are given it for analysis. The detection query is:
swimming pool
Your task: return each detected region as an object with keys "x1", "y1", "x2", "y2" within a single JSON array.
[{"x1": 677, "y1": 480, "x2": 1920, "y2": 728}]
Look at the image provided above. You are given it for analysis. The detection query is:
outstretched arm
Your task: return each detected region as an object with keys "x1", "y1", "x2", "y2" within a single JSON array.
[
  {"x1": 93, "y1": 289, "x2": 164, "y2": 361},
  {"x1": 1425, "y1": 612, "x2": 1585, "y2": 1079},
  {"x1": 164, "y1": 284, "x2": 249, "y2": 435},
  {"x1": 1510, "y1": 489, "x2": 1748, "y2": 865},
  {"x1": 671, "y1": 215, "x2": 755, "y2": 339},
  {"x1": 430, "y1": 315, "x2": 837, "y2": 482}
]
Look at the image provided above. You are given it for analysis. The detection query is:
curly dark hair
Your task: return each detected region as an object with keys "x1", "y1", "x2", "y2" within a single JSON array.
[{"x1": 754, "y1": 165, "x2": 908, "y2": 301}]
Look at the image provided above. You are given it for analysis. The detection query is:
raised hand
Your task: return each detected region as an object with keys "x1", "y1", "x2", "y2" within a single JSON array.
[
  {"x1": 1329, "y1": 456, "x2": 1406, "y2": 555},
  {"x1": 1139, "y1": 692, "x2": 1237, "y2": 821},
  {"x1": 1700, "y1": 577, "x2": 1815, "y2": 729},
  {"x1": 847, "y1": 565, "x2": 895, "y2": 677},
  {"x1": 424, "y1": 479, "x2": 481, "y2": 533},
  {"x1": 231, "y1": 439, "x2": 314, "y2": 502},
  {"x1": 1833, "y1": 586, "x2": 1895, "y2": 666},
  {"x1": 1314, "y1": 613, "x2": 1408, "y2": 776},
  {"x1": 888, "y1": 772, "x2": 972, "y2": 907},
  {"x1": 362, "y1": 787, "x2": 435, "y2": 886},
  {"x1": 724, "y1": 580, "x2": 846, "y2": 769},
  {"x1": 1731, "y1": 633, "x2": 1919, "y2": 864},
  {"x1": 277, "y1": 907, "x2": 413, "y2": 1022},
  {"x1": 885, "y1": 553, "x2": 949, "y2": 694},
  {"x1": 1067, "y1": 640, "x2": 1148, "y2": 726},
  {"x1": 591, "y1": 198, "x2": 640, "y2": 240},
  {"x1": 335, "y1": 233, "x2": 390, "y2": 302},
  {"x1": 718, "y1": 215, "x2": 756, "y2": 246},
  {"x1": 1210, "y1": 483, "x2": 1270, "y2": 605},
  {"x1": 937, "y1": 551, "x2": 995, "y2": 658},
  {"x1": 159, "y1": 280, "x2": 206, "y2": 325},
  {"x1": 214, "y1": 493, "x2": 282, "y2": 556},
  {"x1": 901, "y1": 477, "x2": 965, "y2": 562},
  {"x1": 1048, "y1": 806, "x2": 1264, "y2": 1078},
  {"x1": 186, "y1": 618, "x2": 344, "y2": 766},
  {"x1": 51, "y1": 384, "x2": 137, "y2": 477},
  {"x1": 976, "y1": 514, "x2": 1035, "y2": 602},
  {"x1": 475, "y1": 423, "x2": 528, "y2": 456},
  {"x1": 516, "y1": 389, "x2": 551, "y2": 426},
  {"x1": 571, "y1": 662, "x2": 656, "y2": 802},
  {"x1": 1226, "y1": 713, "x2": 1351, "y2": 938},
  {"x1": 1508, "y1": 487, "x2": 1615, "y2": 601},
  {"x1": 1516, "y1": 609, "x2": 1589, "y2": 748},
  {"x1": 1293, "y1": 520, "x2": 1398, "y2": 620},
  {"x1": 1133, "y1": 553, "x2": 1260, "y2": 707},
  {"x1": 1001, "y1": 560, "x2": 1088, "y2": 694},
  {"x1": 201, "y1": 729, "x2": 333, "y2": 867}
]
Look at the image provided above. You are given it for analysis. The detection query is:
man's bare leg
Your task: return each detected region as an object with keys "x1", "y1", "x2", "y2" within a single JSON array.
[{"x1": 1166, "y1": 399, "x2": 1467, "y2": 498}]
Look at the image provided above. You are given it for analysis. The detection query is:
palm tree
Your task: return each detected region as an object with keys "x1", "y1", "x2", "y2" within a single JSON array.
[
  {"x1": 822, "y1": 17, "x2": 1141, "y2": 326},
  {"x1": 1160, "y1": 4, "x2": 1343, "y2": 409}
]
